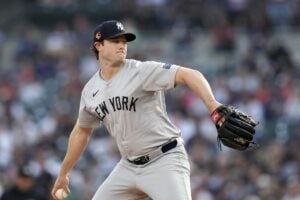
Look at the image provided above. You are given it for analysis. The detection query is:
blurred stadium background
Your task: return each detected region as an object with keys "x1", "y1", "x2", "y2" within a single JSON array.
[{"x1": 0, "y1": 0, "x2": 300, "y2": 199}]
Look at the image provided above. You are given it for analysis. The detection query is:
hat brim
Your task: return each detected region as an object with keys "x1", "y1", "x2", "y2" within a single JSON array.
[{"x1": 106, "y1": 32, "x2": 136, "y2": 42}]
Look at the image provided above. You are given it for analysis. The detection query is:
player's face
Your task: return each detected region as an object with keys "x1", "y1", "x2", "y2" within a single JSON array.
[{"x1": 100, "y1": 36, "x2": 128, "y2": 64}]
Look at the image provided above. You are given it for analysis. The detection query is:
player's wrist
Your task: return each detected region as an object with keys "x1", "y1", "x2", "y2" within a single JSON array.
[
  {"x1": 208, "y1": 101, "x2": 223, "y2": 115},
  {"x1": 58, "y1": 170, "x2": 70, "y2": 178},
  {"x1": 210, "y1": 105, "x2": 225, "y2": 124}
]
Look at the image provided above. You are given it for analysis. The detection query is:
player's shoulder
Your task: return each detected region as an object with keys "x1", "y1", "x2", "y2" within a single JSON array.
[
  {"x1": 125, "y1": 59, "x2": 163, "y2": 68},
  {"x1": 81, "y1": 71, "x2": 99, "y2": 94},
  {"x1": 125, "y1": 58, "x2": 141, "y2": 68}
]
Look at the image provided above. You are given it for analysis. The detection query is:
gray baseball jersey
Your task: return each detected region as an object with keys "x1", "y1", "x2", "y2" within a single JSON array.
[{"x1": 78, "y1": 59, "x2": 181, "y2": 160}]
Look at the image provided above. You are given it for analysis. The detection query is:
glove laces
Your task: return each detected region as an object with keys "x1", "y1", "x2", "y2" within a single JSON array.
[{"x1": 217, "y1": 139, "x2": 260, "y2": 151}]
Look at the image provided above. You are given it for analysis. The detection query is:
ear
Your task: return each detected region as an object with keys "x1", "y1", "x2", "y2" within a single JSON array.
[{"x1": 94, "y1": 42, "x2": 103, "y2": 51}]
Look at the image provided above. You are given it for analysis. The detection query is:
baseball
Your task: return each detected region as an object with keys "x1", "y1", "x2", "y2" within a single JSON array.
[{"x1": 55, "y1": 188, "x2": 68, "y2": 200}]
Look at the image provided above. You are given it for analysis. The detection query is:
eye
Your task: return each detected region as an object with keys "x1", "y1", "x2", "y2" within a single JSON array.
[{"x1": 117, "y1": 39, "x2": 126, "y2": 43}]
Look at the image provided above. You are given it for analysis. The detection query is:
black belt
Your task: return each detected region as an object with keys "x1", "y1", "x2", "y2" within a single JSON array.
[{"x1": 127, "y1": 139, "x2": 178, "y2": 165}]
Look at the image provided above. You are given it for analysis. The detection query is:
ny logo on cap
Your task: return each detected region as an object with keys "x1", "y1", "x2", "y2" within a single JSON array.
[{"x1": 116, "y1": 22, "x2": 124, "y2": 31}]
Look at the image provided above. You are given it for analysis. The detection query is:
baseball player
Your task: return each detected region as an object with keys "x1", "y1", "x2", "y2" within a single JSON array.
[{"x1": 51, "y1": 20, "x2": 222, "y2": 200}]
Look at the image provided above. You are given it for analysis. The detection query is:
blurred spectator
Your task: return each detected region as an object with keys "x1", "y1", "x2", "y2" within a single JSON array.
[
  {"x1": 226, "y1": 0, "x2": 249, "y2": 26},
  {"x1": 212, "y1": 21, "x2": 235, "y2": 52},
  {"x1": 266, "y1": 0, "x2": 293, "y2": 31},
  {"x1": 0, "y1": 166, "x2": 43, "y2": 200},
  {"x1": 282, "y1": 182, "x2": 300, "y2": 200},
  {"x1": 0, "y1": 123, "x2": 14, "y2": 170}
]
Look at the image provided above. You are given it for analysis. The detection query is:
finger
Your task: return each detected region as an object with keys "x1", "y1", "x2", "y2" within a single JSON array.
[
  {"x1": 51, "y1": 186, "x2": 60, "y2": 200},
  {"x1": 51, "y1": 190, "x2": 58, "y2": 200},
  {"x1": 65, "y1": 176, "x2": 70, "y2": 194},
  {"x1": 225, "y1": 122, "x2": 253, "y2": 140},
  {"x1": 232, "y1": 112, "x2": 257, "y2": 127},
  {"x1": 64, "y1": 186, "x2": 71, "y2": 194},
  {"x1": 228, "y1": 117, "x2": 256, "y2": 134}
]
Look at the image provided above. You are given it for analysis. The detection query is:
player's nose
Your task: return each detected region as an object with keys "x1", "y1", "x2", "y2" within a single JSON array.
[{"x1": 118, "y1": 43, "x2": 126, "y2": 51}]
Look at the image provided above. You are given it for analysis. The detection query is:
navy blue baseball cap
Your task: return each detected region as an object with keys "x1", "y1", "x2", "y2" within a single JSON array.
[{"x1": 93, "y1": 20, "x2": 136, "y2": 43}]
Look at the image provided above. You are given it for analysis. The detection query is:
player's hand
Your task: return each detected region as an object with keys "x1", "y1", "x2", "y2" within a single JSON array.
[{"x1": 51, "y1": 174, "x2": 70, "y2": 200}]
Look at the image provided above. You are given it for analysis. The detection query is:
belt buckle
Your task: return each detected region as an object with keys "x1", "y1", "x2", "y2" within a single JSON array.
[
  {"x1": 128, "y1": 139, "x2": 178, "y2": 165},
  {"x1": 132, "y1": 155, "x2": 150, "y2": 165}
]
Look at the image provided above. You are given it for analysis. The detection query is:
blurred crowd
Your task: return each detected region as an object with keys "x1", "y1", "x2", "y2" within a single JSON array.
[{"x1": 0, "y1": 0, "x2": 300, "y2": 199}]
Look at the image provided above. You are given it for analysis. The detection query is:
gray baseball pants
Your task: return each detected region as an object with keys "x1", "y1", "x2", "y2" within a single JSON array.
[{"x1": 92, "y1": 145, "x2": 191, "y2": 200}]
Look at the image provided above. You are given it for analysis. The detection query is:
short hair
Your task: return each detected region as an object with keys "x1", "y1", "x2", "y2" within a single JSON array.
[{"x1": 90, "y1": 41, "x2": 104, "y2": 60}]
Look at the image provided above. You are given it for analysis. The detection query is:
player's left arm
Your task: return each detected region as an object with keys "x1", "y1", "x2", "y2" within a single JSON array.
[
  {"x1": 175, "y1": 66, "x2": 222, "y2": 114},
  {"x1": 175, "y1": 66, "x2": 259, "y2": 151}
]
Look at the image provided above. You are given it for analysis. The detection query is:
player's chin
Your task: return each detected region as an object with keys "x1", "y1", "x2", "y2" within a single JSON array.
[{"x1": 116, "y1": 53, "x2": 126, "y2": 60}]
